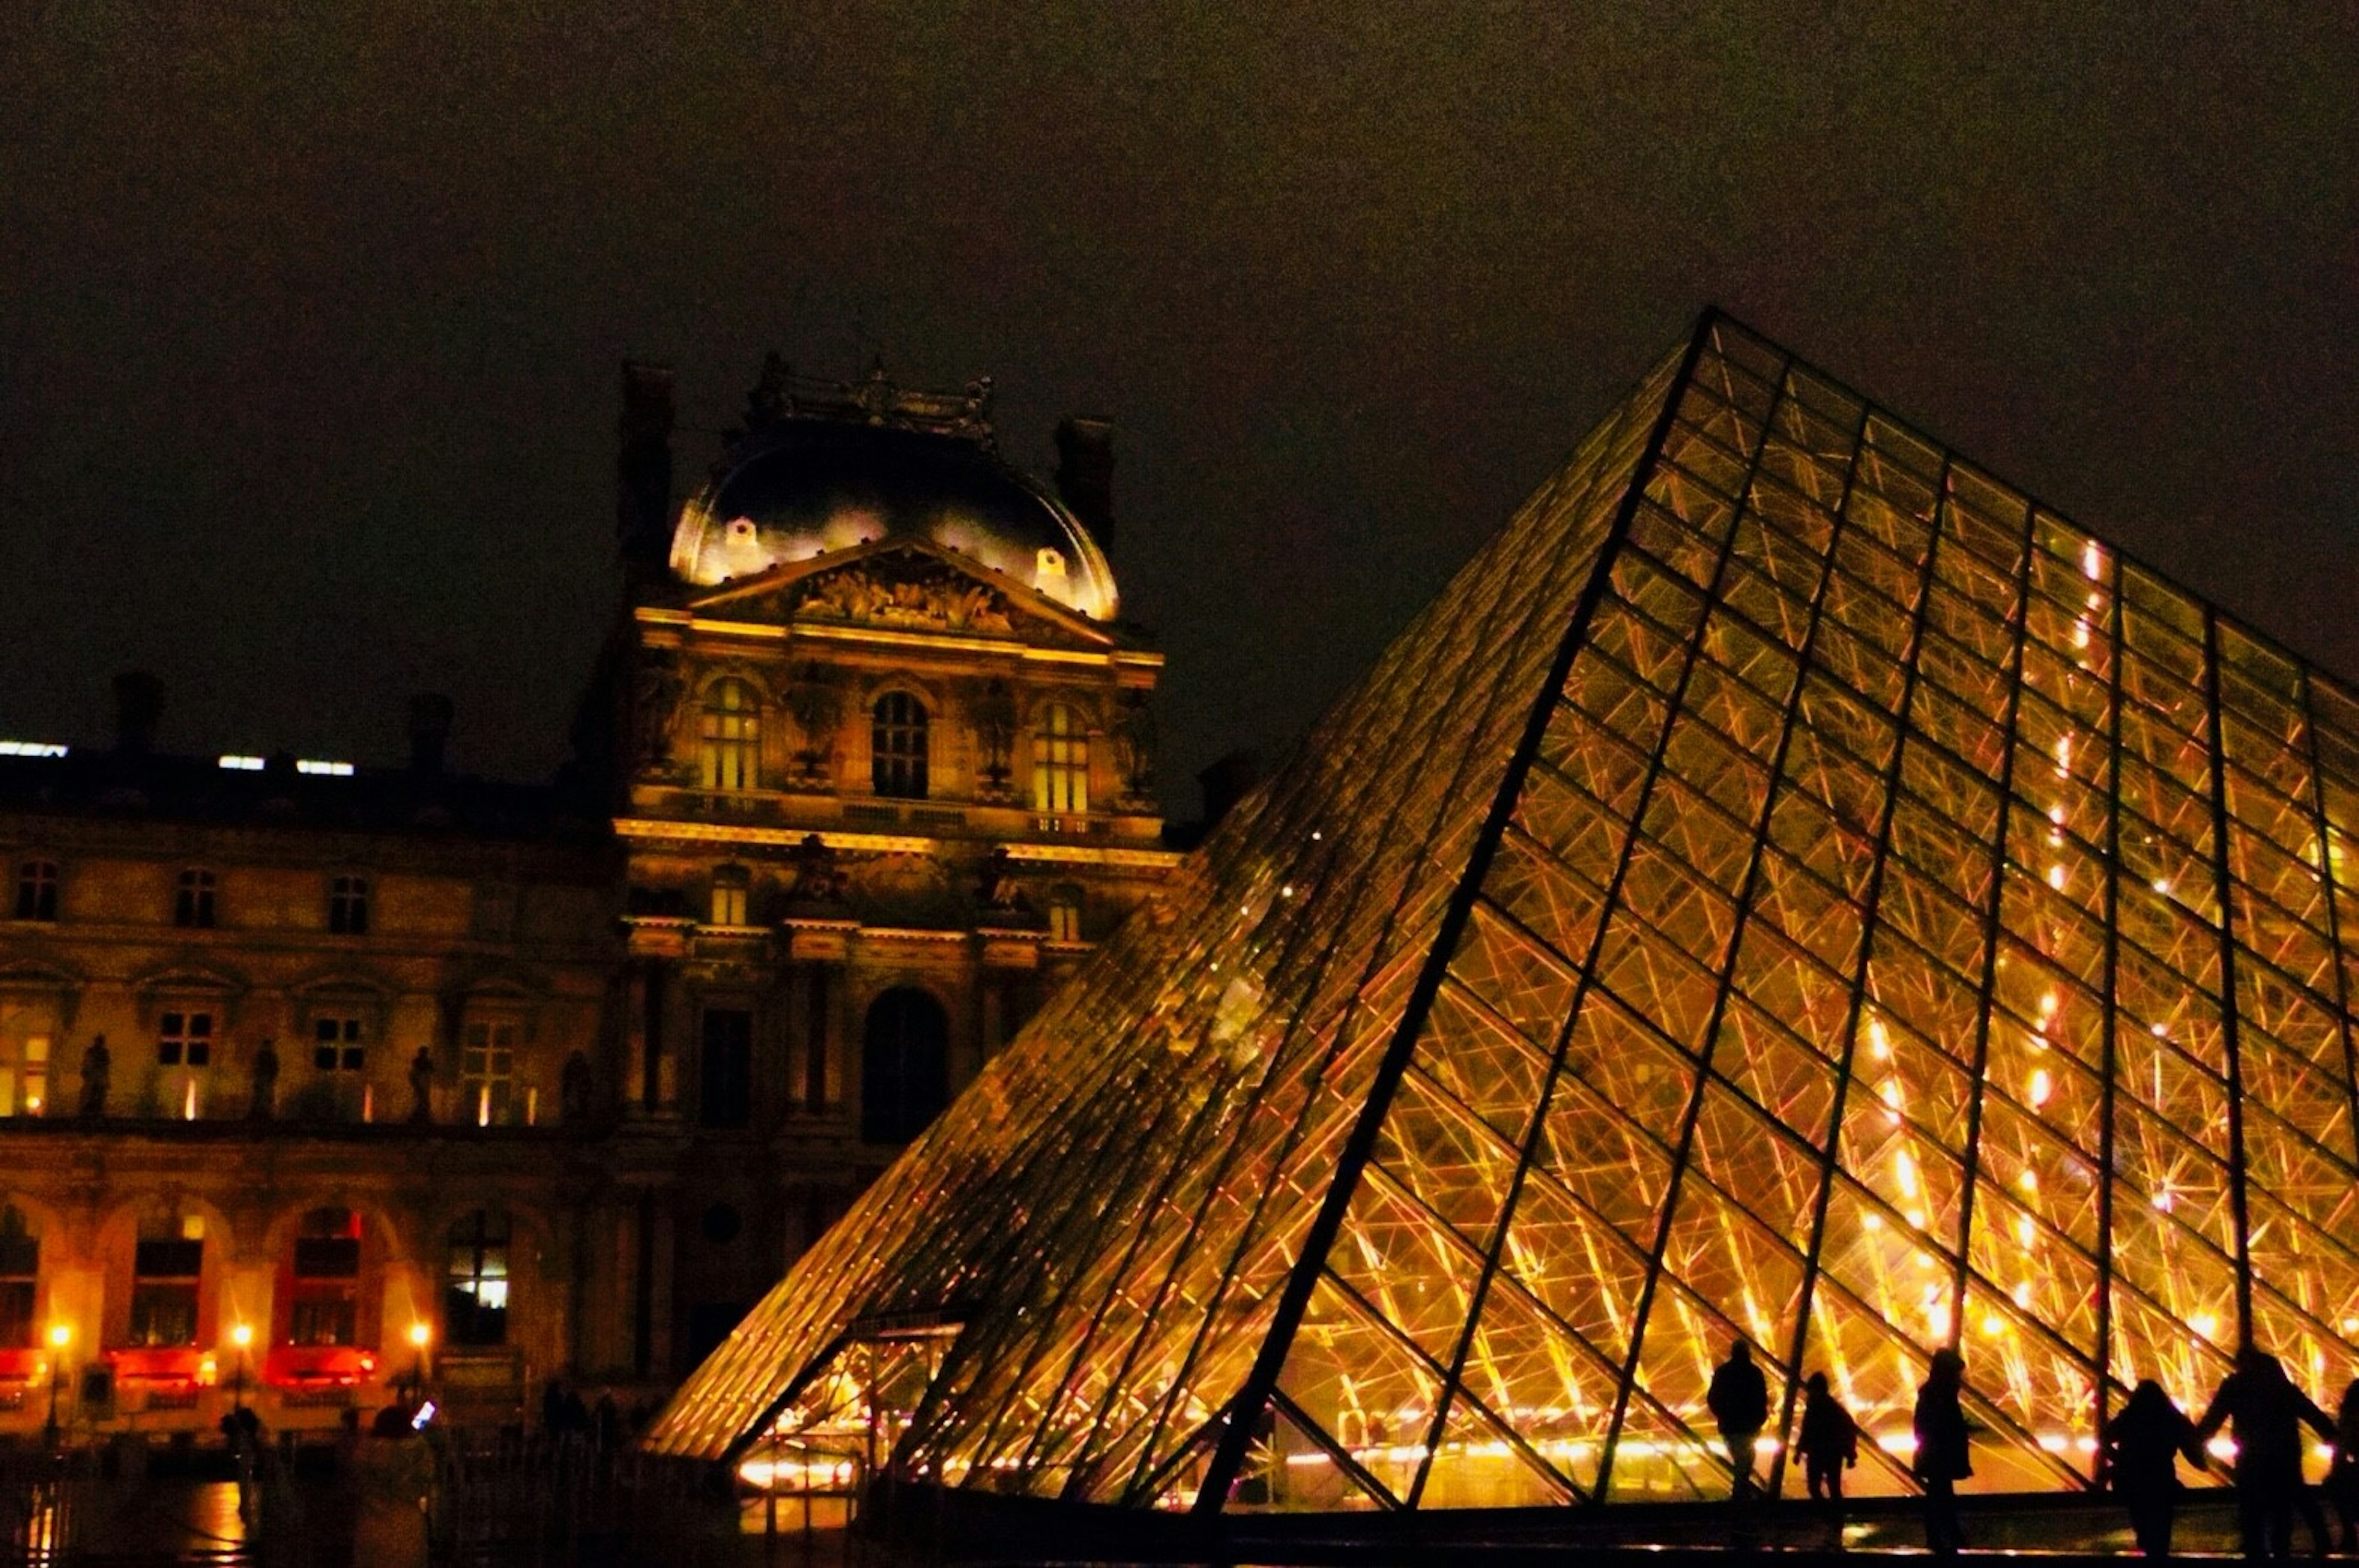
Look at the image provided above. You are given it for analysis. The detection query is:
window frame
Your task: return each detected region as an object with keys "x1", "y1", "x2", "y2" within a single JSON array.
[
  {"x1": 173, "y1": 868, "x2": 217, "y2": 929},
  {"x1": 14, "y1": 860, "x2": 58, "y2": 922},
  {"x1": 1032, "y1": 701, "x2": 1090, "y2": 815},
  {"x1": 327, "y1": 875, "x2": 370, "y2": 936},
  {"x1": 699, "y1": 677, "x2": 762, "y2": 792},
  {"x1": 870, "y1": 691, "x2": 931, "y2": 800}
]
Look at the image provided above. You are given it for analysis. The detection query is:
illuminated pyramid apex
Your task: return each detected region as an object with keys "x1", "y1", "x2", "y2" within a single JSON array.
[{"x1": 649, "y1": 311, "x2": 2359, "y2": 1518}]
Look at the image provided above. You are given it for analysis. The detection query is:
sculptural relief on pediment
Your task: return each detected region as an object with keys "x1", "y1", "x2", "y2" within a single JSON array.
[{"x1": 790, "y1": 553, "x2": 1019, "y2": 636}]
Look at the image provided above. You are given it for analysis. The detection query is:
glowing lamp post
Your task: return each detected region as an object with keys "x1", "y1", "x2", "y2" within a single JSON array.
[
  {"x1": 42, "y1": 1322, "x2": 71, "y2": 1447},
  {"x1": 404, "y1": 1320, "x2": 431, "y2": 1402},
  {"x1": 229, "y1": 1322, "x2": 254, "y2": 1412}
]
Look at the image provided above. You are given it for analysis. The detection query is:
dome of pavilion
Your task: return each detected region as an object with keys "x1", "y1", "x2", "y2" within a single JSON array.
[{"x1": 669, "y1": 365, "x2": 1117, "y2": 622}]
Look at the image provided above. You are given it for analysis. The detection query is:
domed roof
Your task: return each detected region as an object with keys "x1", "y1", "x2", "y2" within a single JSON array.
[{"x1": 671, "y1": 414, "x2": 1117, "y2": 622}]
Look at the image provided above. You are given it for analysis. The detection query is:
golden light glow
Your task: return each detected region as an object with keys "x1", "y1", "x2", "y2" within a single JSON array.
[
  {"x1": 407, "y1": 1322, "x2": 432, "y2": 1349},
  {"x1": 46, "y1": 1322, "x2": 70, "y2": 1349},
  {"x1": 230, "y1": 1322, "x2": 254, "y2": 1349},
  {"x1": 647, "y1": 315, "x2": 2359, "y2": 1515}
]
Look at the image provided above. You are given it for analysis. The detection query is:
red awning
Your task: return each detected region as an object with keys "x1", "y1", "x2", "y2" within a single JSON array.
[
  {"x1": 104, "y1": 1347, "x2": 214, "y2": 1388},
  {"x1": 262, "y1": 1344, "x2": 378, "y2": 1388}
]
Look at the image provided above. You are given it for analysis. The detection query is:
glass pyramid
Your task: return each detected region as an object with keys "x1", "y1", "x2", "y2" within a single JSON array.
[{"x1": 648, "y1": 313, "x2": 2359, "y2": 1513}]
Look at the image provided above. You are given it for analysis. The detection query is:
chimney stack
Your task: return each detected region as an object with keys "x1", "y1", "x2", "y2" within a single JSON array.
[
  {"x1": 112, "y1": 671, "x2": 164, "y2": 755},
  {"x1": 408, "y1": 693, "x2": 455, "y2": 775},
  {"x1": 618, "y1": 362, "x2": 676, "y2": 566},
  {"x1": 1054, "y1": 417, "x2": 1115, "y2": 551}
]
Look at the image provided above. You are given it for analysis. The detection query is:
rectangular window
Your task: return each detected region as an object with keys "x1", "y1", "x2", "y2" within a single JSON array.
[
  {"x1": 0, "y1": 1036, "x2": 48, "y2": 1117},
  {"x1": 327, "y1": 876, "x2": 369, "y2": 935},
  {"x1": 461, "y1": 1021, "x2": 516, "y2": 1126},
  {"x1": 14, "y1": 861, "x2": 58, "y2": 921},
  {"x1": 157, "y1": 1012, "x2": 213, "y2": 1068},
  {"x1": 174, "y1": 869, "x2": 216, "y2": 929},
  {"x1": 290, "y1": 1236, "x2": 360, "y2": 1346},
  {"x1": 0, "y1": 1229, "x2": 36, "y2": 1348},
  {"x1": 313, "y1": 1016, "x2": 364, "y2": 1072},
  {"x1": 129, "y1": 1238, "x2": 203, "y2": 1348},
  {"x1": 700, "y1": 1008, "x2": 754, "y2": 1129},
  {"x1": 1048, "y1": 891, "x2": 1084, "y2": 943}
]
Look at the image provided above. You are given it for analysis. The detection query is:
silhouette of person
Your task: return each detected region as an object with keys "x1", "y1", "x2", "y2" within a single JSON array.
[
  {"x1": 2194, "y1": 1345, "x2": 2335, "y2": 1559},
  {"x1": 1914, "y1": 1348, "x2": 1972, "y2": 1556},
  {"x1": 2106, "y1": 1378, "x2": 2208, "y2": 1558},
  {"x1": 1796, "y1": 1370, "x2": 1860, "y2": 1516},
  {"x1": 1705, "y1": 1340, "x2": 1770, "y2": 1504},
  {"x1": 2329, "y1": 1378, "x2": 2359, "y2": 1554}
]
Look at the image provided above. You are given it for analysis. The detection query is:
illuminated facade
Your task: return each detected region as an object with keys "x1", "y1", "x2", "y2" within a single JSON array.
[
  {"x1": 651, "y1": 313, "x2": 2359, "y2": 1516},
  {"x1": 0, "y1": 361, "x2": 1172, "y2": 1438}
]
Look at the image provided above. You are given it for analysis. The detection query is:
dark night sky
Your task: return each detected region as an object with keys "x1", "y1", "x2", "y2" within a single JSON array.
[{"x1": 4, "y1": 6, "x2": 2355, "y2": 813}]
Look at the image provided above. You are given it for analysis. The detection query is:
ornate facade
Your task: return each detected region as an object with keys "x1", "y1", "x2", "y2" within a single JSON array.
[{"x1": 0, "y1": 361, "x2": 1175, "y2": 1440}]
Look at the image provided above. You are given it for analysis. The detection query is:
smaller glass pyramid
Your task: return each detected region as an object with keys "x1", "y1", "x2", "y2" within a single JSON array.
[{"x1": 648, "y1": 312, "x2": 2359, "y2": 1515}]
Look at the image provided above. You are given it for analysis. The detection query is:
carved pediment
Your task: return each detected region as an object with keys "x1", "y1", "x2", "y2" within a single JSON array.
[
  {"x1": 793, "y1": 552, "x2": 1022, "y2": 635},
  {"x1": 687, "y1": 541, "x2": 1115, "y2": 650}
]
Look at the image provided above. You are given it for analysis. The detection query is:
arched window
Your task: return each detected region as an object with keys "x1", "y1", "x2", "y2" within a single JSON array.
[
  {"x1": 860, "y1": 988, "x2": 949, "y2": 1144},
  {"x1": 0, "y1": 1206, "x2": 37, "y2": 1348},
  {"x1": 444, "y1": 1209, "x2": 511, "y2": 1348},
  {"x1": 1032, "y1": 703, "x2": 1089, "y2": 814},
  {"x1": 871, "y1": 693, "x2": 929, "y2": 799},
  {"x1": 700, "y1": 679, "x2": 762, "y2": 792},
  {"x1": 1047, "y1": 883, "x2": 1084, "y2": 943},
  {"x1": 289, "y1": 1207, "x2": 361, "y2": 1347},
  {"x1": 174, "y1": 868, "x2": 216, "y2": 929}
]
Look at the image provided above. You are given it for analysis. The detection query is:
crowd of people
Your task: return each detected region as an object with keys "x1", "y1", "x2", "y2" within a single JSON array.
[{"x1": 1702, "y1": 1339, "x2": 2359, "y2": 1558}]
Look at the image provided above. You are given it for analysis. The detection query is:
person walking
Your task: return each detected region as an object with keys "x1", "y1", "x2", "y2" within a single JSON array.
[
  {"x1": 1795, "y1": 1371, "x2": 1860, "y2": 1519},
  {"x1": 2194, "y1": 1345, "x2": 2336, "y2": 1559},
  {"x1": 2326, "y1": 1378, "x2": 2359, "y2": 1555},
  {"x1": 1914, "y1": 1348, "x2": 1973, "y2": 1557},
  {"x1": 2105, "y1": 1379, "x2": 2207, "y2": 1558},
  {"x1": 1706, "y1": 1340, "x2": 1771, "y2": 1505}
]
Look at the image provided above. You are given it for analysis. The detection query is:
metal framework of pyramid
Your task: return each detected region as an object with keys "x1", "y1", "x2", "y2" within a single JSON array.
[{"x1": 649, "y1": 312, "x2": 2359, "y2": 1513}]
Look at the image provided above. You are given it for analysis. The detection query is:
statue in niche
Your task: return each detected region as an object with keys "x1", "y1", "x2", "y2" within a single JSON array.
[
  {"x1": 408, "y1": 1047, "x2": 435, "y2": 1125},
  {"x1": 635, "y1": 654, "x2": 684, "y2": 768},
  {"x1": 1115, "y1": 691, "x2": 1157, "y2": 797},
  {"x1": 78, "y1": 1034, "x2": 111, "y2": 1118},
  {"x1": 976, "y1": 848, "x2": 1038, "y2": 923},
  {"x1": 784, "y1": 833, "x2": 848, "y2": 906},
  {"x1": 248, "y1": 1039, "x2": 279, "y2": 1121},
  {"x1": 786, "y1": 664, "x2": 842, "y2": 780},
  {"x1": 974, "y1": 679, "x2": 1017, "y2": 791},
  {"x1": 560, "y1": 1050, "x2": 593, "y2": 1125}
]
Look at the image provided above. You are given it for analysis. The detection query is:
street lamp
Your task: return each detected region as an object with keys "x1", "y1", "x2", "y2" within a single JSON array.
[
  {"x1": 229, "y1": 1322, "x2": 254, "y2": 1412},
  {"x1": 42, "y1": 1322, "x2": 71, "y2": 1447},
  {"x1": 405, "y1": 1320, "x2": 431, "y2": 1403}
]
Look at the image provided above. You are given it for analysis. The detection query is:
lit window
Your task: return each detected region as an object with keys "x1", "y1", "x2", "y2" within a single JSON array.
[
  {"x1": 1048, "y1": 884, "x2": 1084, "y2": 943},
  {"x1": 288, "y1": 1208, "x2": 360, "y2": 1346},
  {"x1": 174, "y1": 868, "x2": 216, "y2": 929},
  {"x1": 1032, "y1": 703, "x2": 1089, "y2": 814},
  {"x1": 327, "y1": 876, "x2": 369, "y2": 935},
  {"x1": 871, "y1": 692, "x2": 929, "y2": 799},
  {"x1": 710, "y1": 865, "x2": 749, "y2": 927},
  {"x1": 128, "y1": 1223, "x2": 204, "y2": 1348},
  {"x1": 444, "y1": 1209, "x2": 512, "y2": 1348},
  {"x1": 699, "y1": 679, "x2": 762, "y2": 792},
  {"x1": 0, "y1": 1036, "x2": 49, "y2": 1117},
  {"x1": 461, "y1": 1020, "x2": 517, "y2": 1126},
  {"x1": 14, "y1": 860, "x2": 58, "y2": 922},
  {"x1": 157, "y1": 1011, "x2": 213, "y2": 1068},
  {"x1": 0, "y1": 1207, "x2": 38, "y2": 1348},
  {"x1": 313, "y1": 1016, "x2": 364, "y2": 1072}
]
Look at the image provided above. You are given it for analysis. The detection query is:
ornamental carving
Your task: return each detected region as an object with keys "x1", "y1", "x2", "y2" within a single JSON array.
[{"x1": 789, "y1": 554, "x2": 1017, "y2": 636}]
